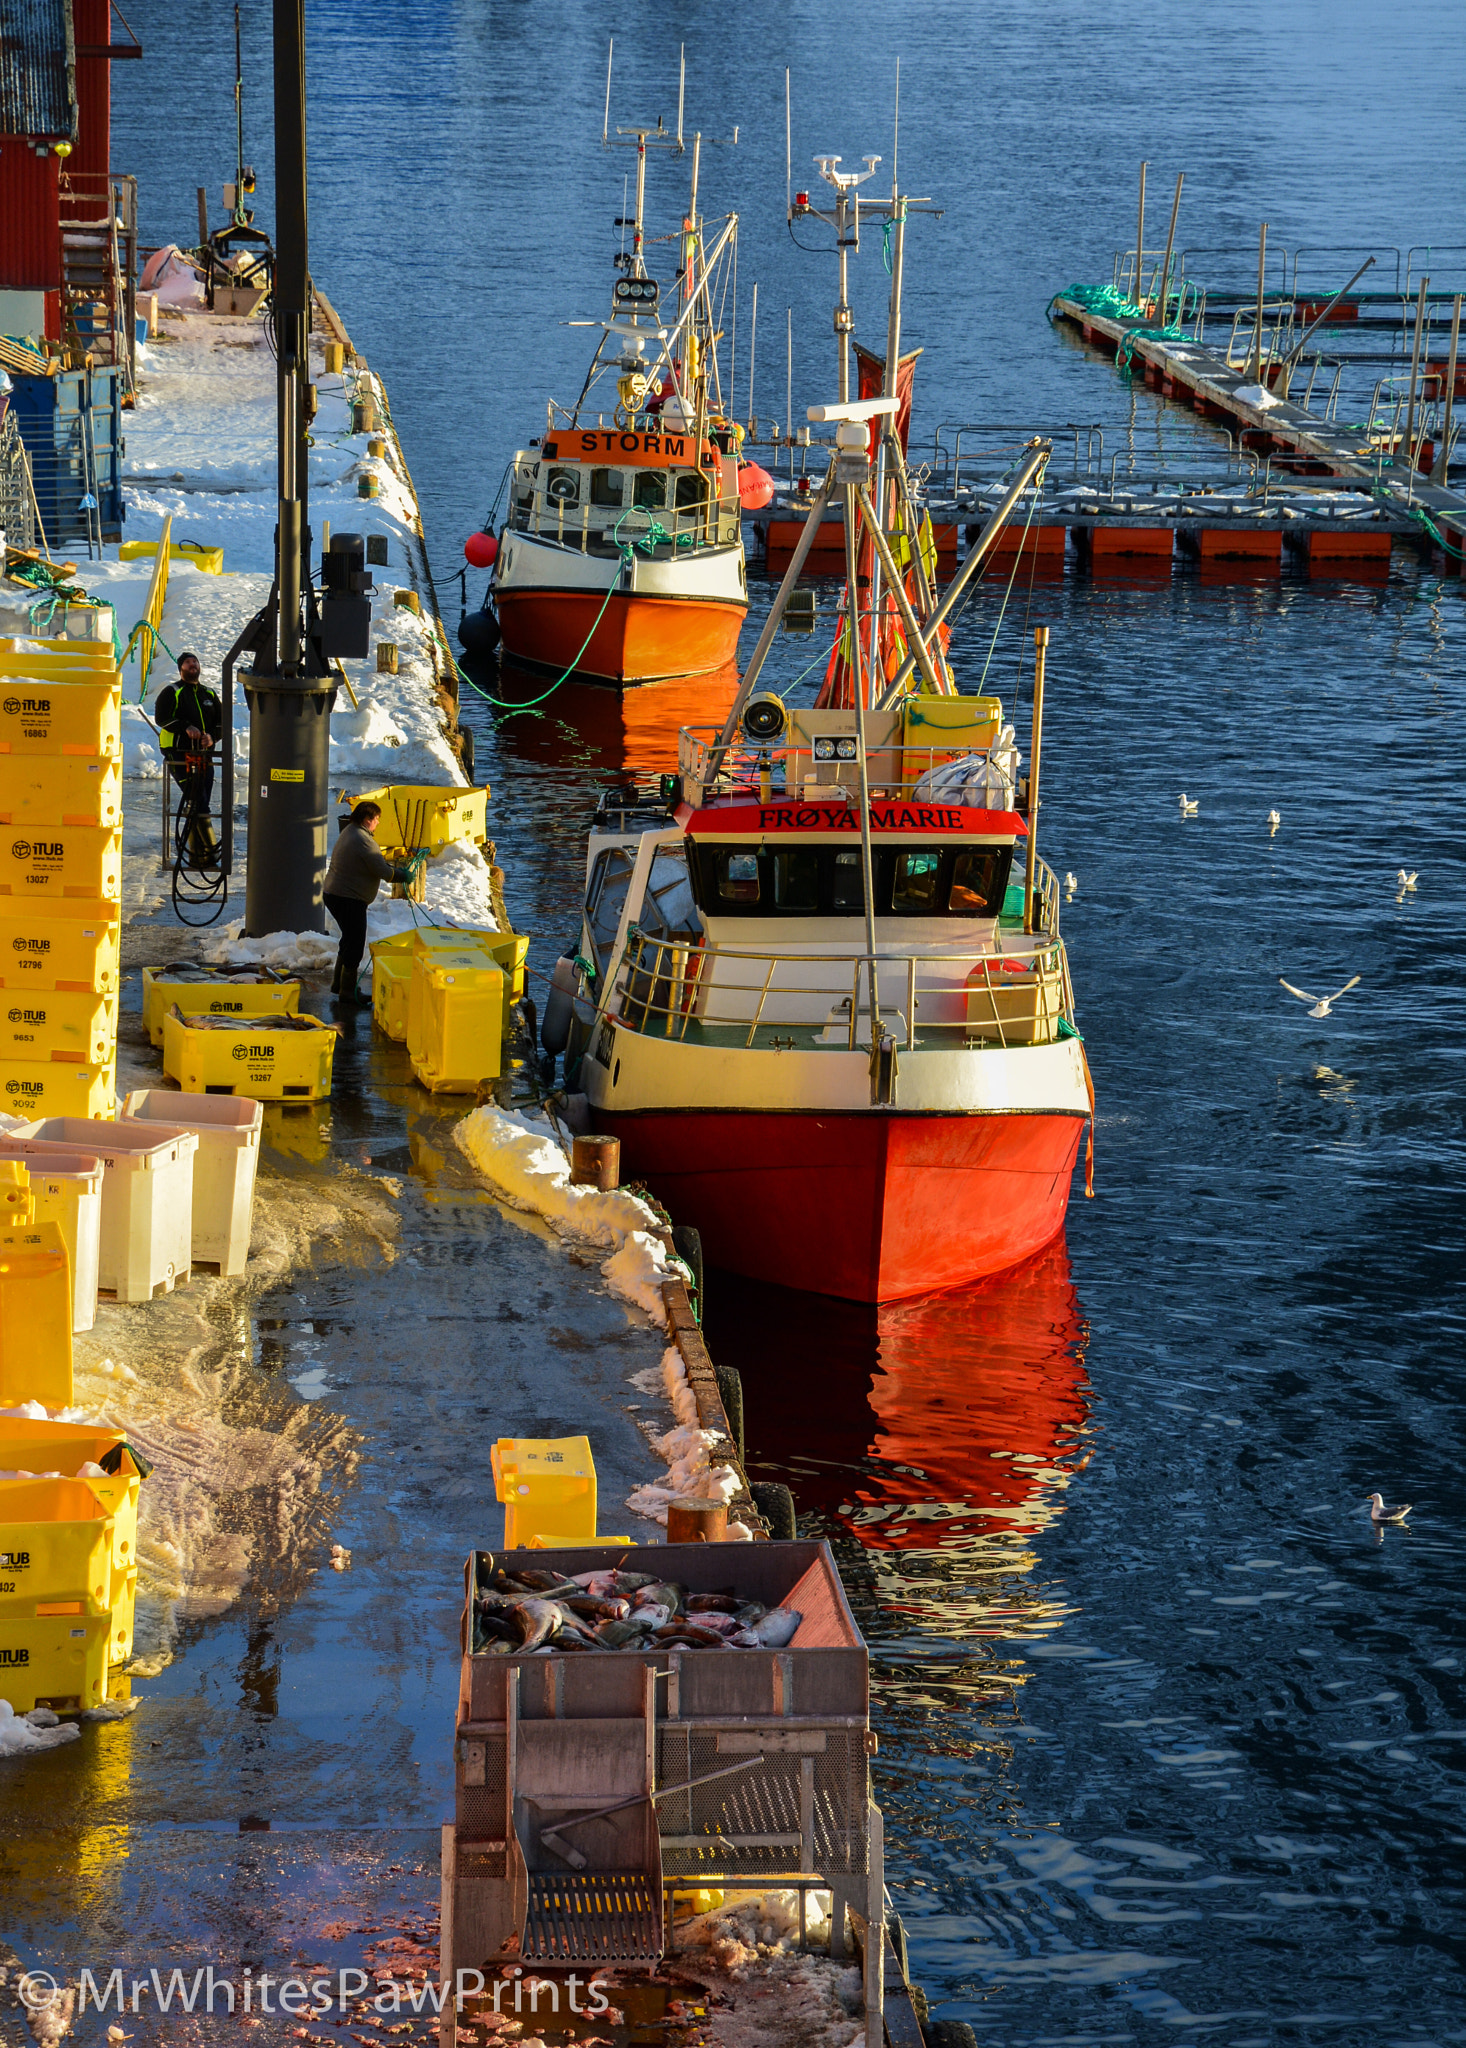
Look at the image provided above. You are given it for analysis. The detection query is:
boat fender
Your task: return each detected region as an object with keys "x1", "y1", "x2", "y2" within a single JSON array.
[
  {"x1": 750, "y1": 1480, "x2": 796, "y2": 1542},
  {"x1": 713, "y1": 1364, "x2": 744, "y2": 1464},
  {"x1": 541, "y1": 956, "x2": 578, "y2": 1054},
  {"x1": 457, "y1": 604, "x2": 501, "y2": 658},
  {"x1": 672, "y1": 1223, "x2": 705, "y2": 1321}
]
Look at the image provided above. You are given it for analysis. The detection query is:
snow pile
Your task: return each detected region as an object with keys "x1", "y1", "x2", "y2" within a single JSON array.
[
  {"x1": 1233, "y1": 381, "x2": 1281, "y2": 410},
  {"x1": 200, "y1": 924, "x2": 338, "y2": 975},
  {"x1": 454, "y1": 1106, "x2": 687, "y2": 1325},
  {"x1": 625, "y1": 1344, "x2": 742, "y2": 1526},
  {"x1": 0, "y1": 1700, "x2": 83, "y2": 1757}
]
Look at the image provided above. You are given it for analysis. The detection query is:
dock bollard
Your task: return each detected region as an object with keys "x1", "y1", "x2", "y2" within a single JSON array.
[
  {"x1": 376, "y1": 643, "x2": 398, "y2": 674},
  {"x1": 358, "y1": 475, "x2": 379, "y2": 499},
  {"x1": 570, "y1": 1134, "x2": 620, "y2": 1191},
  {"x1": 368, "y1": 436, "x2": 387, "y2": 459},
  {"x1": 667, "y1": 1499, "x2": 728, "y2": 1544},
  {"x1": 324, "y1": 342, "x2": 345, "y2": 374},
  {"x1": 394, "y1": 588, "x2": 421, "y2": 615},
  {"x1": 351, "y1": 396, "x2": 379, "y2": 434}
]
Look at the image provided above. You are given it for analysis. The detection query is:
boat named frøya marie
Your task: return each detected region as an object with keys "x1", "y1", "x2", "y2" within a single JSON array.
[
  {"x1": 564, "y1": 686, "x2": 1094, "y2": 1305},
  {"x1": 492, "y1": 126, "x2": 749, "y2": 687}
]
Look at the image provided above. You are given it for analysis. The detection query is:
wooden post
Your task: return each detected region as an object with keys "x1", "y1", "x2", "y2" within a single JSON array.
[
  {"x1": 1251, "y1": 222, "x2": 1268, "y2": 380},
  {"x1": 1433, "y1": 292, "x2": 1462, "y2": 486},
  {"x1": 196, "y1": 185, "x2": 209, "y2": 248},
  {"x1": 1023, "y1": 627, "x2": 1049, "y2": 936},
  {"x1": 1402, "y1": 275, "x2": 1429, "y2": 476},
  {"x1": 1134, "y1": 161, "x2": 1147, "y2": 305},
  {"x1": 667, "y1": 1499, "x2": 728, "y2": 1543},
  {"x1": 1158, "y1": 171, "x2": 1184, "y2": 326},
  {"x1": 571, "y1": 1133, "x2": 620, "y2": 1190}
]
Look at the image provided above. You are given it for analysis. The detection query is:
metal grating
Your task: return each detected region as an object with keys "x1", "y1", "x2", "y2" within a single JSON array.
[
  {"x1": 523, "y1": 1873, "x2": 662, "y2": 1964},
  {"x1": 656, "y1": 1728, "x2": 868, "y2": 1878}
]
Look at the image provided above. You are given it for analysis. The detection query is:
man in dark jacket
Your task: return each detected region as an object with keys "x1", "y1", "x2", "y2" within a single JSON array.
[
  {"x1": 323, "y1": 800, "x2": 412, "y2": 1002},
  {"x1": 155, "y1": 651, "x2": 223, "y2": 863}
]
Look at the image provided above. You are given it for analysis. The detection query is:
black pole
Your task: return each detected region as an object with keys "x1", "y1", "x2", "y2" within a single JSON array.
[{"x1": 243, "y1": 0, "x2": 335, "y2": 936}]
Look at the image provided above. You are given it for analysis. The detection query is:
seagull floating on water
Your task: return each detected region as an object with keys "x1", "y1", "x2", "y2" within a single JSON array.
[
  {"x1": 1064, "y1": 871, "x2": 1078, "y2": 895},
  {"x1": 1268, "y1": 808, "x2": 1281, "y2": 835},
  {"x1": 1397, "y1": 869, "x2": 1418, "y2": 891},
  {"x1": 1367, "y1": 1492, "x2": 1412, "y2": 1525},
  {"x1": 1279, "y1": 974, "x2": 1361, "y2": 1019},
  {"x1": 1179, "y1": 793, "x2": 1199, "y2": 817}
]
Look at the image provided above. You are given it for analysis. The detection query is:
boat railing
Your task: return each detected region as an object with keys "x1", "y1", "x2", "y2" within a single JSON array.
[
  {"x1": 505, "y1": 463, "x2": 741, "y2": 553},
  {"x1": 677, "y1": 727, "x2": 1019, "y2": 814},
  {"x1": 612, "y1": 928, "x2": 1073, "y2": 1053}
]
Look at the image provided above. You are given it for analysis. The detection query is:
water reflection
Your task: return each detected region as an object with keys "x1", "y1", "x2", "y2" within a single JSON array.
[{"x1": 471, "y1": 659, "x2": 741, "y2": 776}]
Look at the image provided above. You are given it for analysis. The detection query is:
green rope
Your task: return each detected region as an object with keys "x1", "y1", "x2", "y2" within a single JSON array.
[
  {"x1": 1046, "y1": 282, "x2": 1148, "y2": 324},
  {"x1": 122, "y1": 617, "x2": 179, "y2": 698}
]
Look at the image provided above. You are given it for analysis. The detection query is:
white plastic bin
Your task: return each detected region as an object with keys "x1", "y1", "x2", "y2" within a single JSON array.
[
  {"x1": 0, "y1": 1142, "x2": 103, "y2": 1332},
  {"x1": 16, "y1": 1117, "x2": 197, "y2": 1303},
  {"x1": 122, "y1": 1089, "x2": 262, "y2": 1277}
]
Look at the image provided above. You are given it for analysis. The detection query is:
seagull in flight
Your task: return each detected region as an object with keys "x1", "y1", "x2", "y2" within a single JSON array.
[
  {"x1": 1397, "y1": 869, "x2": 1418, "y2": 891},
  {"x1": 1280, "y1": 975, "x2": 1361, "y2": 1019},
  {"x1": 1268, "y1": 808, "x2": 1281, "y2": 835},
  {"x1": 1367, "y1": 1492, "x2": 1412, "y2": 1525},
  {"x1": 1179, "y1": 793, "x2": 1199, "y2": 817}
]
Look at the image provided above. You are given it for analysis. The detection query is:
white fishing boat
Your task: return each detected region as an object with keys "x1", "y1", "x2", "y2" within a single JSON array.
[{"x1": 491, "y1": 115, "x2": 750, "y2": 688}]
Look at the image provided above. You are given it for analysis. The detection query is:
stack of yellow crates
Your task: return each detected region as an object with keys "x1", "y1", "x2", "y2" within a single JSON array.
[
  {"x1": 0, "y1": 1160, "x2": 140, "y2": 1712},
  {"x1": 0, "y1": 635, "x2": 122, "y2": 1117},
  {"x1": 370, "y1": 924, "x2": 528, "y2": 1101}
]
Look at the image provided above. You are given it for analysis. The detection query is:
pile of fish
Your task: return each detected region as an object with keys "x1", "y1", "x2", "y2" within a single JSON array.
[
  {"x1": 472, "y1": 1563, "x2": 802, "y2": 1655},
  {"x1": 155, "y1": 962, "x2": 293, "y2": 984}
]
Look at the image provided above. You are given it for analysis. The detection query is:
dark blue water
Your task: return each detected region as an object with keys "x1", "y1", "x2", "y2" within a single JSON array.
[{"x1": 106, "y1": 5, "x2": 1466, "y2": 2039}]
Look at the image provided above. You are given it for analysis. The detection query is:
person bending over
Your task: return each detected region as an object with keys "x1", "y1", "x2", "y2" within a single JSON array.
[{"x1": 322, "y1": 801, "x2": 411, "y2": 1003}]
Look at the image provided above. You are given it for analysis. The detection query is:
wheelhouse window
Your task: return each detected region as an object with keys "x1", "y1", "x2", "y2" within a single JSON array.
[
  {"x1": 633, "y1": 470, "x2": 667, "y2": 510},
  {"x1": 514, "y1": 466, "x2": 536, "y2": 507},
  {"x1": 674, "y1": 471, "x2": 710, "y2": 509},
  {"x1": 587, "y1": 845, "x2": 637, "y2": 966},
  {"x1": 591, "y1": 468, "x2": 624, "y2": 507},
  {"x1": 691, "y1": 841, "x2": 1013, "y2": 917}
]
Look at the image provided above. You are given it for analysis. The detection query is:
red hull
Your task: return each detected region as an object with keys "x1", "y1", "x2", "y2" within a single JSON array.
[
  {"x1": 497, "y1": 588, "x2": 744, "y2": 686},
  {"x1": 594, "y1": 1108, "x2": 1086, "y2": 1303}
]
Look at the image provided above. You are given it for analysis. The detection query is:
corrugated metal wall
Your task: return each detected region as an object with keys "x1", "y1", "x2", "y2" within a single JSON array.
[
  {"x1": 72, "y1": 0, "x2": 108, "y2": 178},
  {"x1": 0, "y1": 139, "x2": 62, "y2": 290},
  {"x1": 0, "y1": 0, "x2": 75, "y2": 140}
]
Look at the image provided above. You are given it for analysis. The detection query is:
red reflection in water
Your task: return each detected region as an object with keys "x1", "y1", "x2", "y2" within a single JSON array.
[
  {"x1": 702, "y1": 1241, "x2": 1090, "y2": 1549},
  {"x1": 490, "y1": 661, "x2": 741, "y2": 776},
  {"x1": 850, "y1": 1242, "x2": 1090, "y2": 1549}
]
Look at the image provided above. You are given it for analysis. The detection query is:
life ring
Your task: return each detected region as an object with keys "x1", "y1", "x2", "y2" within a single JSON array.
[{"x1": 547, "y1": 472, "x2": 579, "y2": 503}]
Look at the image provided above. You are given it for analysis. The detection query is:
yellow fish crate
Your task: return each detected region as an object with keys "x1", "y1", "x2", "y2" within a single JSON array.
[
  {"x1": 0, "y1": 1219, "x2": 74, "y2": 1409},
  {"x1": 0, "y1": 1057, "x2": 113, "y2": 1120},
  {"x1": 0, "y1": 989, "x2": 116, "y2": 1063},
  {"x1": 0, "y1": 824, "x2": 122, "y2": 901},
  {"x1": 0, "y1": 756, "x2": 123, "y2": 828},
  {"x1": 490, "y1": 1436, "x2": 597, "y2": 1548},
  {"x1": 371, "y1": 948, "x2": 412, "y2": 1041},
  {"x1": 0, "y1": 675, "x2": 122, "y2": 757},
  {"x1": 410, "y1": 955, "x2": 506, "y2": 1094},
  {"x1": 0, "y1": 898, "x2": 120, "y2": 992},
  {"x1": 0, "y1": 1421, "x2": 142, "y2": 1586},
  {"x1": 0, "y1": 1477, "x2": 122, "y2": 1615},
  {"x1": 0, "y1": 1581, "x2": 134, "y2": 1713},
  {"x1": 141, "y1": 967, "x2": 299, "y2": 1048},
  {"x1": 346, "y1": 783, "x2": 489, "y2": 857},
  {"x1": 162, "y1": 1008, "x2": 336, "y2": 1101}
]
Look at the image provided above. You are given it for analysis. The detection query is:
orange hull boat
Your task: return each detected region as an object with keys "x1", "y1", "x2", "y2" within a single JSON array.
[{"x1": 497, "y1": 588, "x2": 744, "y2": 688}]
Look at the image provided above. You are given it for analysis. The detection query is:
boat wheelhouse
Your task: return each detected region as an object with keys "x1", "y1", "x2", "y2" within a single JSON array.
[{"x1": 567, "y1": 695, "x2": 1092, "y2": 1303}]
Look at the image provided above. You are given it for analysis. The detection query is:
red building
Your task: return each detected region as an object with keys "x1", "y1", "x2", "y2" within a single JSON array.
[{"x1": 0, "y1": 0, "x2": 141, "y2": 347}]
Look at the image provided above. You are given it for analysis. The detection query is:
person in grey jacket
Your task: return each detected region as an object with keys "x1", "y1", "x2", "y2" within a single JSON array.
[{"x1": 323, "y1": 801, "x2": 411, "y2": 1002}]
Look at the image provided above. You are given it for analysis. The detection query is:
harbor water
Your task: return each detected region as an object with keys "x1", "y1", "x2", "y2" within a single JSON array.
[{"x1": 69, "y1": 1, "x2": 1466, "y2": 2038}]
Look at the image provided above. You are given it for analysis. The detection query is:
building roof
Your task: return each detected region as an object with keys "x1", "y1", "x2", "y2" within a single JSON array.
[{"x1": 0, "y1": 0, "x2": 77, "y2": 140}]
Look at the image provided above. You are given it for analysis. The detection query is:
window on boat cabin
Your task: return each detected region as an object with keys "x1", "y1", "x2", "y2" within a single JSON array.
[
  {"x1": 715, "y1": 850, "x2": 760, "y2": 904},
  {"x1": 633, "y1": 470, "x2": 667, "y2": 510},
  {"x1": 514, "y1": 465, "x2": 536, "y2": 507},
  {"x1": 892, "y1": 850, "x2": 941, "y2": 914},
  {"x1": 587, "y1": 845, "x2": 637, "y2": 969},
  {"x1": 674, "y1": 470, "x2": 710, "y2": 510},
  {"x1": 771, "y1": 846, "x2": 819, "y2": 910},
  {"x1": 640, "y1": 845, "x2": 701, "y2": 940},
  {"x1": 692, "y1": 841, "x2": 1013, "y2": 917},
  {"x1": 545, "y1": 467, "x2": 581, "y2": 506},
  {"x1": 591, "y1": 468, "x2": 624, "y2": 508},
  {"x1": 831, "y1": 849, "x2": 863, "y2": 911}
]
